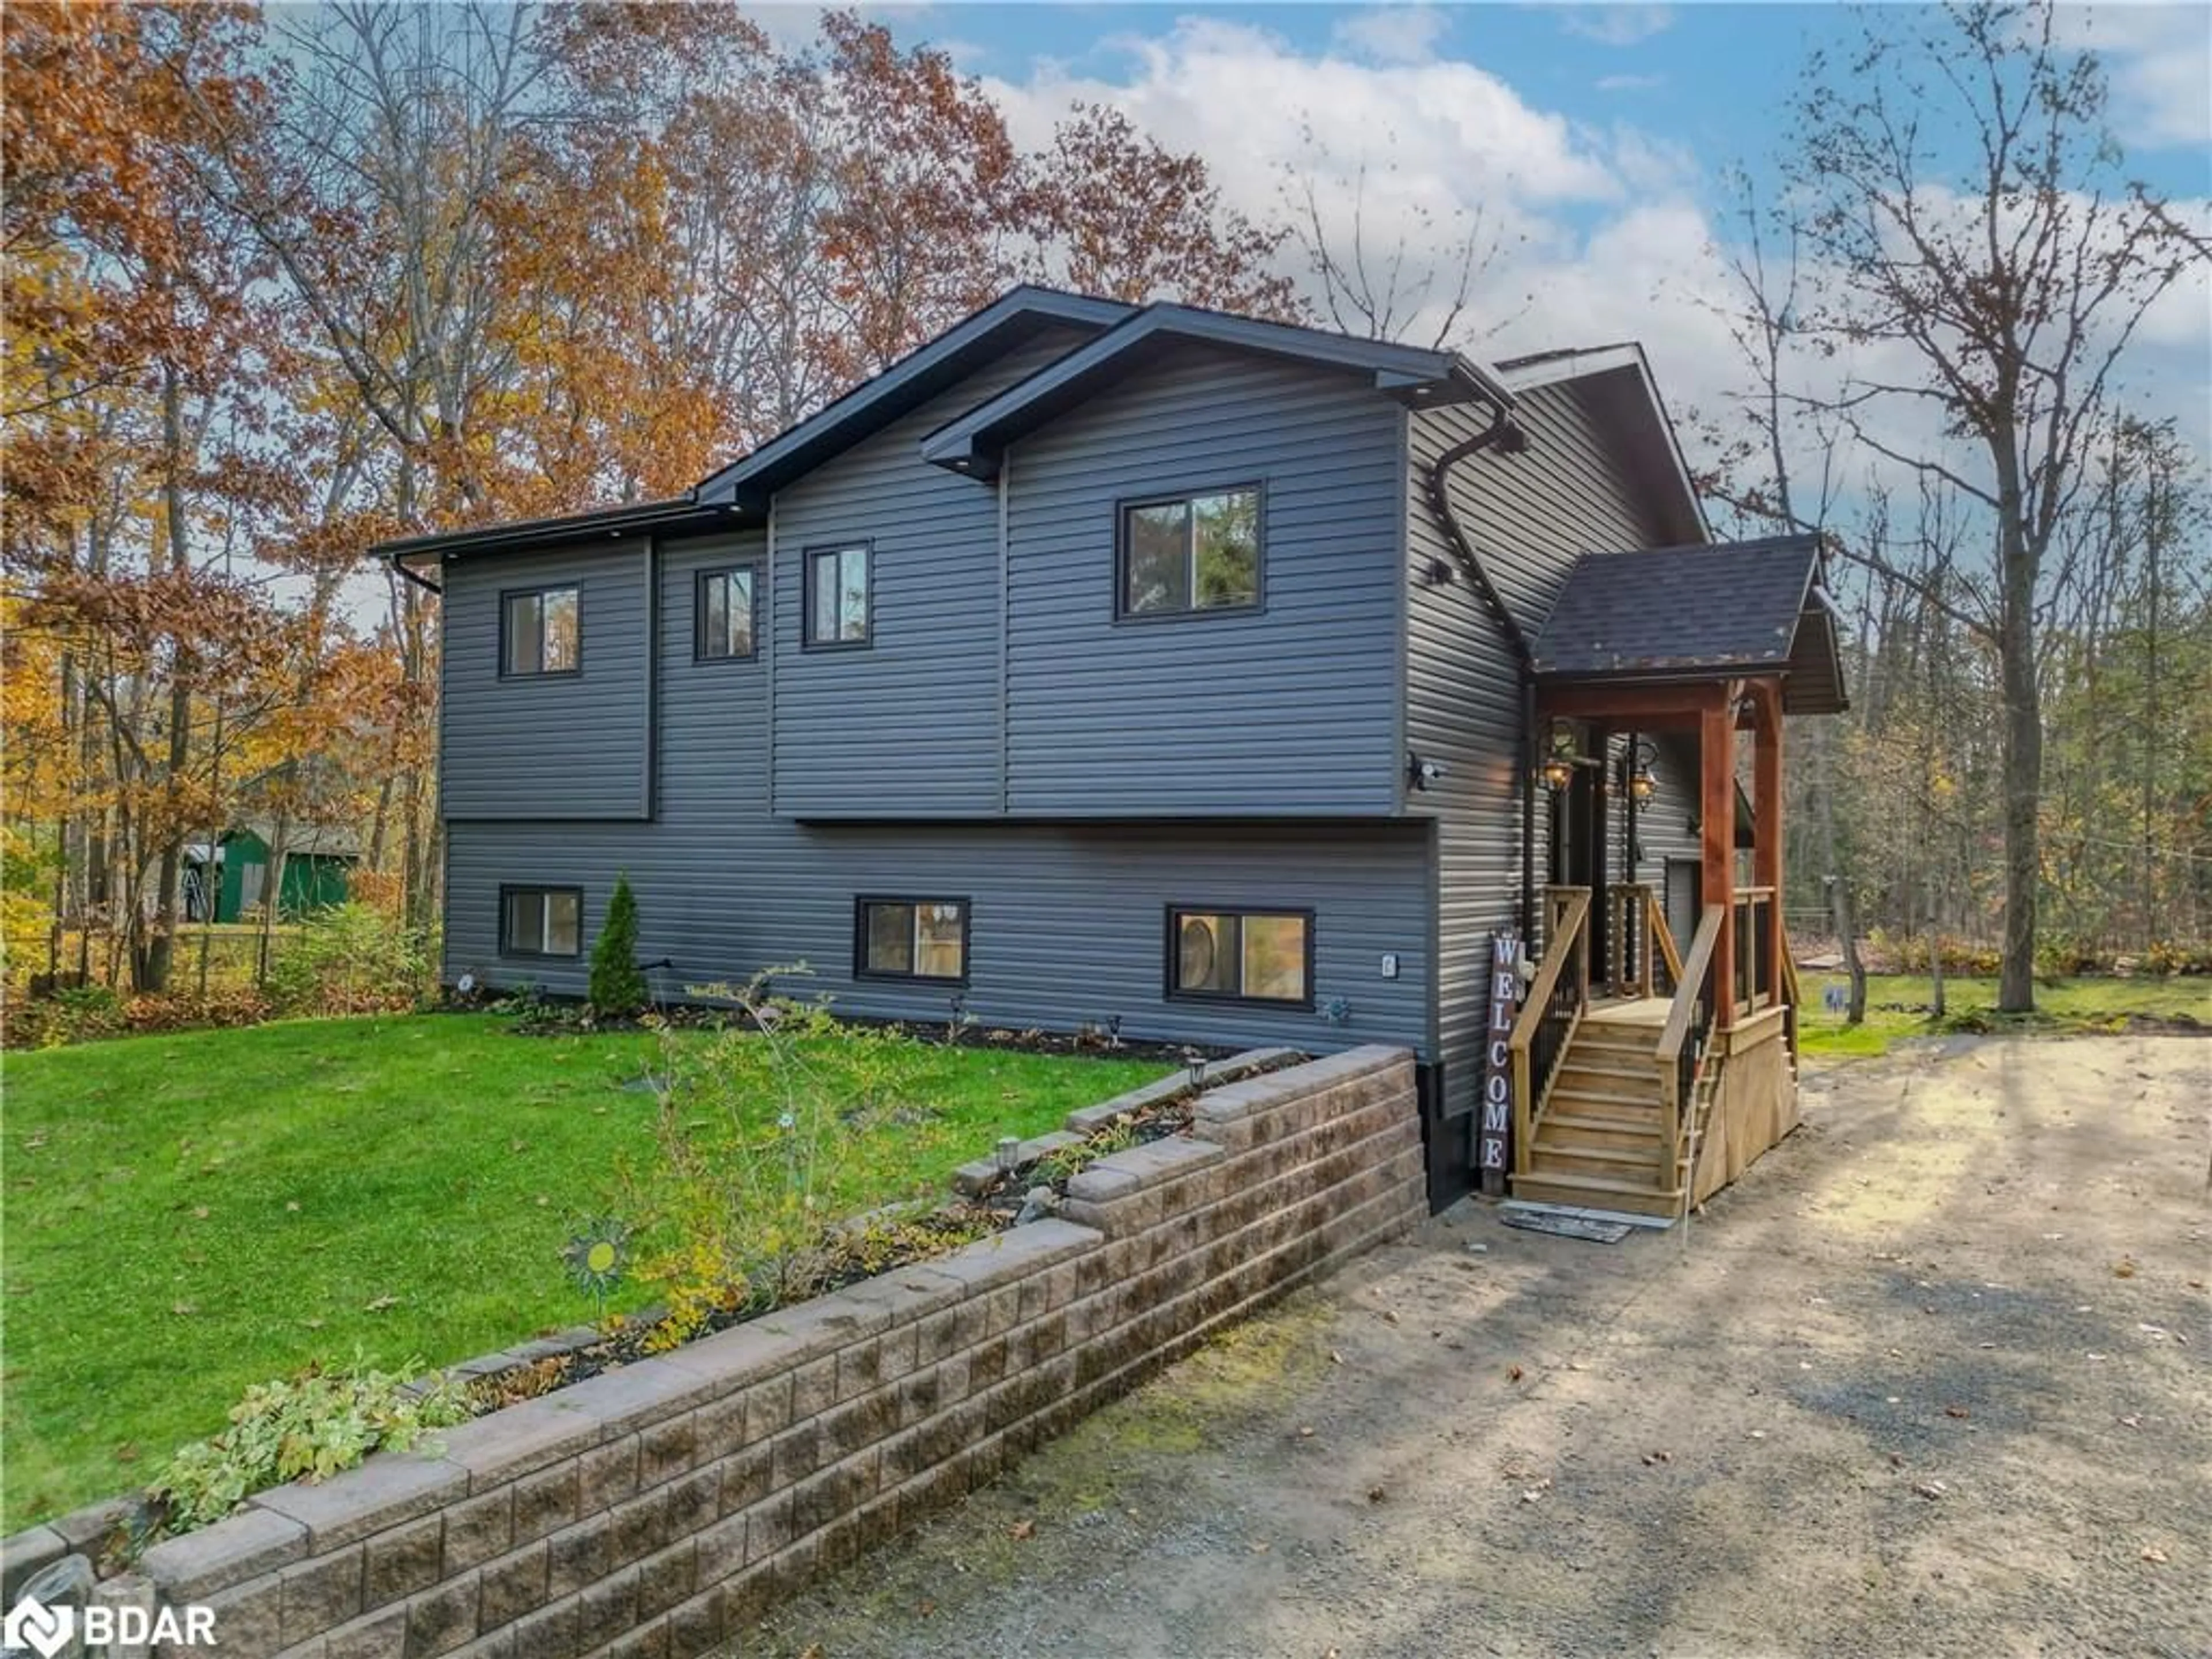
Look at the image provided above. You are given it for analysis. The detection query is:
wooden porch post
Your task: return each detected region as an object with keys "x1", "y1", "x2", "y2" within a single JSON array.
[
  {"x1": 1753, "y1": 680, "x2": 1785, "y2": 1009},
  {"x1": 1700, "y1": 691, "x2": 1735, "y2": 1030}
]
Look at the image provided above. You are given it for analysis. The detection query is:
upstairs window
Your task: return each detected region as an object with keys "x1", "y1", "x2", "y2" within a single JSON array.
[
  {"x1": 502, "y1": 885, "x2": 581, "y2": 958},
  {"x1": 1168, "y1": 906, "x2": 1310, "y2": 1006},
  {"x1": 805, "y1": 544, "x2": 872, "y2": 647},
  {"x1": 856, "y1": 897, "x2": 968, "y2": 983},
  {"x1": 502, "y1": 585, "x2": 580, "y2": 676},
  {"x1": 1119, "y1": 486, "x2": 1261, "y2": 618},
  {"x1": 696, "y1": 566, "x2": 758, "y2": 661}
]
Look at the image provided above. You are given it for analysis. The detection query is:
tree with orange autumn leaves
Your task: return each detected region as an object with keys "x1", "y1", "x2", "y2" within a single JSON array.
[{"x1": 3, "y1": 4, "x2": 1302, "y2": 993}]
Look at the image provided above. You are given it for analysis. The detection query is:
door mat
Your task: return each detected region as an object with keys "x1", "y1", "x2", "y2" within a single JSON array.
[{"x1": 1500, "y1": 1211, "x2": 1634, "y2": 1244}]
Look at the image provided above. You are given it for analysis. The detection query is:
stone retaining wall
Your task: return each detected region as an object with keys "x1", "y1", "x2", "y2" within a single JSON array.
[{"x1": 41, "y1": 1045, "x2": 1422, "y2": 1659}]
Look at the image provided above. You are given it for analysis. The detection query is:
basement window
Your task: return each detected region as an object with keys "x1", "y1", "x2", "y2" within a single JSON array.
[
  {"x1": 501, "y1": 886, "x2": 581, "y2": 958},
  {"x1": 1119, "y1": 486, "x2": 1262, "y2": 618},
  {"x1": 501, "y1": 585, "x2": 581, "y2": 676},
  {"x1": 856, "y1": 897, "x2": 968, "y2": 983},
  {"x1": 1167, "y1": 907, "x2": 1311, "y2": 1006}
]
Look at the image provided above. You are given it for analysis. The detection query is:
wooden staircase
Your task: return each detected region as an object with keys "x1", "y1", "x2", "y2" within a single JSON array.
[{"x1": 1514, "y1": 1003, "x2": 1687, "y2": 1218}]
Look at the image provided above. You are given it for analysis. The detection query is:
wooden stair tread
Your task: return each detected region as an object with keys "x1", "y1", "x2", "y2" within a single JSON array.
[
  {"x1": 1550, "y1": 1084, "x2": 1662, "y2": 1109},
  {"x1": 1531, "y1": 1143, "x2": 1665, "y2": 1169},
  {"x1": 1557, "y1": 1066, "x2": 1663, "y2": 1092},
  {"x1": 1542, "y1": 1109, "x2": 1665, "y2": 1136},
  {"x1": 1512, "y1": 1171, "x2": 1684, "y2": 1216}
]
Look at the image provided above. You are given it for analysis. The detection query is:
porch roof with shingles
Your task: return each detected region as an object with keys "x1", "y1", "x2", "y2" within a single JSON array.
[{"x1": 1531, "y1": 535, "x2": 1847, "y2": 715}]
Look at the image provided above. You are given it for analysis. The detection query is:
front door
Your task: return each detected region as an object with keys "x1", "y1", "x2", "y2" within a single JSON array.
[{"x1": 1551, "y1": 750, "x2": 1599, "y2": 888}]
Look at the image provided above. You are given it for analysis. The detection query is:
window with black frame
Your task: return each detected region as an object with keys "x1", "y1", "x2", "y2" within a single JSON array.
[
  {"x1": 805, "y1": 544, "x2": 872, "y2": 646},
  {"x1": 501, "y1": 886, "x2": 582, "y2": 957},
  {"x1": 1119, "y1": 486, "x2": 1260, "y2": 618},
  {"x1": 502, "y1": 586, "x2": 580, "y2": 675},
  {"x1": 1168, "y1": 906, "x2": 1309, "y2": 1005},
  {"x1": 696, "y1": 566, "x2": 758, "y2": 661},
  {"x1": 855, "y1": 897, "x2": 967, "y2": 982}
]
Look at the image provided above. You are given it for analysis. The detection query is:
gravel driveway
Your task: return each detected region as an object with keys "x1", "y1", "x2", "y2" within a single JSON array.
[{"x1": 724, "y1": 1035, "x2": 2210, "y2": 1659}]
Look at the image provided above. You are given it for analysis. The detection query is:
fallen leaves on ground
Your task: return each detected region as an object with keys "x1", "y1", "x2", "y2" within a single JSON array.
[
  {"x1": 1915, "y1": 1480, "x2": 1948, "y2": 1499},
  {"x1": 1944, "y1": 1404, "x2": 1970, "y2": 1419},
  {"x1": 1007, "y1": 1520, "x2": 1033, "y2": 1542},
  {"x1": 2141, "y1": 1545, "x2": 2168, "y2": 1564}
]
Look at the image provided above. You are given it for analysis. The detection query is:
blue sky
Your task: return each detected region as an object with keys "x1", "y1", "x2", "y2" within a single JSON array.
[{"x1": 811, "y1": 2, "x2": 2210, "y2": 495}]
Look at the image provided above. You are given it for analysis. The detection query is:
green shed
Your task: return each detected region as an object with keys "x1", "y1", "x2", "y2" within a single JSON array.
[{"x1": 214, "y1": 821, "x2": 361, "y2": 922}]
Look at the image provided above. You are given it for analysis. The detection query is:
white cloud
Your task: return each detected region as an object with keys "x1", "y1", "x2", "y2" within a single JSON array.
[
  {"x1": 1330, "y1": 6, "x2": 1450, "y2": 67},
  {"x1": 2050, "y1": 5, "x2": 2212, "y2": 149},
  {"x1": 1595, "y1": 72, "x2": 1664, "y2": 92},
  {"x1": 982, "y1": 10, "x2": 2211, "y2": 510},
  {"x1": 1559, "y1": 6, "x2": 1676, "y2": 48}
]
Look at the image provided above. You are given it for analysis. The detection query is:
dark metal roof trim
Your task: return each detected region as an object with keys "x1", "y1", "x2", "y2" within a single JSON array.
[
  {"x1": 919, "y1": 304, "x2": 1516, "y2": 480},
  {"x1": 377, "y1": 497, "x2": 747, "y2": 569},
  {"x1": 694, "y1": 287, "x2": 1135, "y2": 509}
]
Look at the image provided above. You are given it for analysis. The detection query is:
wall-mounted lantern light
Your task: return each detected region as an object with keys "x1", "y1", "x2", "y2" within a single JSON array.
[
  {"x1": 1626, "y1": 738, "x2": 1659, "y2": 804},
  {"x1": 1539, "y1": 725, "x2": 1580, "y2": 792}
]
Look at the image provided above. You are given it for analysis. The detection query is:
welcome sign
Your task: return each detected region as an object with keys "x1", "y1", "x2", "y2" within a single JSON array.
[{"x1": 1478, "y1": 930, "x2": 1520, "y2": 1195}]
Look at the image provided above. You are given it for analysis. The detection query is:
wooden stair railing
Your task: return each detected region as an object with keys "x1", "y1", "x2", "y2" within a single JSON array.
[
  {"x1": 1509, "y1": 886, "x2": 1592, "y2": 1180},
  {"x1": 1779, "y1": 921, "x2": 1802, "y2": 1062},
  {"x1": 1677, "y1": 1042, "x2": 1727, "y2": 1250},
  {"x1": 1654, "y1": 905, "x2": 1725, "y2": 1190}
]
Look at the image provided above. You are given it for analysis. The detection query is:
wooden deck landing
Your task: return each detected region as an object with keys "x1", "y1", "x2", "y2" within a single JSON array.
[{"x1": 1584, "y1": 997, "x2": 1673, "y2": 1028}]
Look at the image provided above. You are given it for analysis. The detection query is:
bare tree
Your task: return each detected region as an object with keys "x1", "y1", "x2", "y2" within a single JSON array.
[
  {"x1": 1779, "y1": 1, "x2": 2206, "y2": 1011},
  {"x1": 1282, "y1": 125, "x2": 1524, "y2": 349}
]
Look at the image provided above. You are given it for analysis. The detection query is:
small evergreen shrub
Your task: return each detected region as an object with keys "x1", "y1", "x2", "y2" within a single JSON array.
[{"x1": 589, "y1": 873, "x2": 647, "y2": 1018}]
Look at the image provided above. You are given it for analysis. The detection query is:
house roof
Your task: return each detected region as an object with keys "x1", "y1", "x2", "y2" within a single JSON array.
[
  {"x1": 1494, "y1": 342, "x2": 1707, "y2": 547},
  {"x1": 1531, "y1": 535, "x2": 1848, "y2": 715},
  {"x1": 695, "y1": 286, "x2": 1135, "y2": 510},
  {"x1": 919, "y1": 302, "x2": 1516, "y2": 480},
  {"x1": 377, "y1": 287, "x2": 1132, "y2": 570},
  {"x1": 381, "y1": 496, "x2": 745, "y2": 581}
]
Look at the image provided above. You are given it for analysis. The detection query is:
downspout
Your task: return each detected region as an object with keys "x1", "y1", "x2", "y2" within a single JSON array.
[
  {"x1": 393, "y1": 551, "x2": 444, "y2": 596},
  {"x1": 1421, "y1": 399, "x2": 1538, "y2": 938}
]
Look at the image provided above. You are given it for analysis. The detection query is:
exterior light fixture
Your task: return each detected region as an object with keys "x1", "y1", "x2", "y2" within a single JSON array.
[
  {"x1": 1407, "y1": 751, "x2": 1447, "y2": 791},
  {"x1": 1627, "y1": 738, "x2": 1659, "y2": 804},
  {"x1": 1539, "y1": 725, "x2": 1580, "y2": 791}
]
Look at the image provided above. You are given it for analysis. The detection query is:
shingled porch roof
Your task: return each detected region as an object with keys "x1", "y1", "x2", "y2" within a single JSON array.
[{"x1": 1529, "y1": 534, "x2": 1849, "y2": 716}]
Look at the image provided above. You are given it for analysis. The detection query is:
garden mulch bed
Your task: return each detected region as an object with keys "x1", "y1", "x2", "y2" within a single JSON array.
[{"x1": 453, "y1": 1048, "x2": 1295, "y2": 1418}]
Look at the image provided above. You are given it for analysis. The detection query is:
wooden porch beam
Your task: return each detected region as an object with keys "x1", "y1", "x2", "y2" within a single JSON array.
[
  {"x1": 1700, "y1": 695, "x2": 1735, "y2": 1031},
  {"x1": 1536, "y1": 681, "x2": 1727, "y2": 725},
  {"x1": 1752, "y1": 679, "x2": 1784, "y2": 1012}
]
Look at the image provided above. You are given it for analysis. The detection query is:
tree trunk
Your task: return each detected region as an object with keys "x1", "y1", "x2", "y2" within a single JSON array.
[
  {"x1": 139, "y1": 361, "x2": 194, "y2": 994},
  {"x1": 1997, "y1": 513, "x2": 2042, "y2": 1014}
]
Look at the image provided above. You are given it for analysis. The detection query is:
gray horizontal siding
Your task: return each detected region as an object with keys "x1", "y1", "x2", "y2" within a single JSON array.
[
  {"x1": 441, "y1": 540, "x2": 652, "y2": 821},
  {"x1": 1406, "y1": 379, "x2": 1684, "y2": 1096},
  {"x1": 444, "y1": 816, "x2": 1435, "y2": 1059},
  {"x1": 768, "y1": 332, "x2": 1086, "y2": 819},
  {"x1": 448, "y1": 500, "x2": 1435, "y2": 1053},
  {"x1": 1004, "y1": 346, "x2": 1405, "y2": 816}
]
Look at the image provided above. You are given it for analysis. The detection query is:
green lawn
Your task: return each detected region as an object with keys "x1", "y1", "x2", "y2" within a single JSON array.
[
  {"x1": 0, "y1": 1013, "x2": 1168, "y2": 1530},
  {"x1": 1796, "y1": 972, "x2": 2210, "y2": 1058}
]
